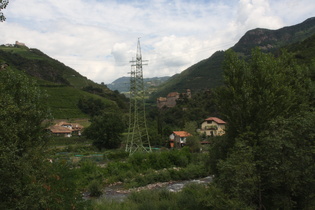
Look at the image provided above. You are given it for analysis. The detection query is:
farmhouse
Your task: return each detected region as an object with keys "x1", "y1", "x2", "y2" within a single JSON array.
[
  {"x1": 48, "y1": 125, "x2": 72, "y2": 137},
  {"x1": 47, "y1": 122, "x2": 83, "y2": 137},
  {"x1": 200, "y1": 117, "x2": 226, "y2": 137},
  {"x1": 169, "y1": 131, "x2": 192, "y2": 148}
]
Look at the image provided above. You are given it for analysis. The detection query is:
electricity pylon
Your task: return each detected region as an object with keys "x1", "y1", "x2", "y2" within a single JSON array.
[{"x1": 125, "y1": 38, "x2": 152, "y2": 155}]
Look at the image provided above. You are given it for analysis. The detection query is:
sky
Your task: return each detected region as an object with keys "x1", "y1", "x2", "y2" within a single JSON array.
[{"x1": 0, "y1": 0, "x2": 314, "y2": 84}]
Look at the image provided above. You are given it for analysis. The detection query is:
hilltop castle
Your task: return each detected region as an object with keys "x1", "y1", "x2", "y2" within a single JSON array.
[{"x1": 15, "y1": 41, "x2": 26, "y2": 47}]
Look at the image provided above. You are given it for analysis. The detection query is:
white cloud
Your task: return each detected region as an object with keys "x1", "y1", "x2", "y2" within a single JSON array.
[
  {"x1": 0, "y1": 0, "x2": 314, "y2": 83},
  {"x1": 236, "y1": 0, "x2": 283, "y2": 28},
  {"x1": 111, "y1": 42, "x2": 133, "y2": 66}
]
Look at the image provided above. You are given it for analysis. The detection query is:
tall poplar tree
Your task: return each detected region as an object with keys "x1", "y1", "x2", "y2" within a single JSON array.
[{"x1": 210, "y1": 49, "x2": 315, "y2": 209}]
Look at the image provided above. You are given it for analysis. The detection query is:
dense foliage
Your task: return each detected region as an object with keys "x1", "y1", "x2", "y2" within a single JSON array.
[
  {"x1": 101, "y1": 148, "x2": 209, "y2": 188},
  {"x1": 82, "y1": 85, "x2": 128, "y2": 110},
  {"x1": 78, "y1": 97, "x2": 107, "y2": 117},
  {"x1": 0, "y1": 69, "x2": 86, "y2": 209},
  {"x1": 210, "y1": 49, "x2": 315, "y2": 209},
  {"x1": 84, "y1": 112, "x2": 126, "y2": 150}
]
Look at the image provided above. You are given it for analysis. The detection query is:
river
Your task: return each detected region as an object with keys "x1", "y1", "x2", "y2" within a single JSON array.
[{"x1": 91, "y1": 176, "x2": 214, "y2": 202}]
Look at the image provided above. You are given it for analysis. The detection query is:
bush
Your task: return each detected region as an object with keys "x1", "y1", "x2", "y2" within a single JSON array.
[
  {"x1": 88, "y1": 180, "x2": 103, "y2": 197},
  {"x1": 76, "y1": 160, "x2": 104, "y2": 188},
  {"x1": 104, "y1": 150, "x2": 129, "y2": 161},
  {"x1": 127, "y1": 149, "x2": 192, "y2": 172},
  {"x1": 127, "y1": 189, "x2": 178, "y2": 209}
]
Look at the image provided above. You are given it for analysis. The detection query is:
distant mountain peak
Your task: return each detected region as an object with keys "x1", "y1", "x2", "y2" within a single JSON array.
[{"x1": 232, "y1": 17, "x2": 315, "y2": 54}]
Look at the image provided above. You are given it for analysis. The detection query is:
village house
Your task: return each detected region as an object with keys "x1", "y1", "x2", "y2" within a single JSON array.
[
  {"x1": 157, "y1": 89, "x2": 191, "y2": 109},
  {"x1": 199, "y1": 117, "x2": 226, "y2": 137},
  {"x1": 156, "y1": 97, "x2": 167, "y2": 108},
  {"x1": 48, "y1": 125, "x2": 72, "y2": 137},
  {"x1": 47, "y1": 122, "x2": 83, "y2": 137},
  {"x1": 169, "y1": 131, "x2": 192, "y2": 148}
]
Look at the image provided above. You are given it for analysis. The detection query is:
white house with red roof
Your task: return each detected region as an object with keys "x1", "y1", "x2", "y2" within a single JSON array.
[
  {"x1": 200, "y1": 117, "x2": 226, "y2": 137},
  {"x1": 169, "y1": 131, "x2": 192, "y2": 148}
]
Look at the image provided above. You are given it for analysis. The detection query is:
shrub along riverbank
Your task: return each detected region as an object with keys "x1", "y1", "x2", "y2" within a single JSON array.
[
  {"x1": 72, "y1": 147, "x2": 210, "y2": 190},
  {"x1": 46, "y1": 142, "x2": 212, "y2": 209}
]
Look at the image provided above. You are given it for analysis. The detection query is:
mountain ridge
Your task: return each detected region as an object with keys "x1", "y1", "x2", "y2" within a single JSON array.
[
  {"x1": 107, "y1": 76, "x2": 170, "y2": 93},
  {"x1": 149, "y1": 17, "x2": 315, "y2": 101}
]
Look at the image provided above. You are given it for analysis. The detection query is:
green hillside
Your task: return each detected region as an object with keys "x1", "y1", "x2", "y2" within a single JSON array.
[
  {"x1": 284, "y1": 34, "x2": 315, "y2": 81},
  {"x1": 0, "y1": 44, "x2": 127, "y2": 119},
  {"x1": 151, "y1": 17, "x2": 315, "y2": 100},
  {"x1": 285, "y1": 33, "x2": 315, "y2": 65},
  {"x1": 39, "y1": 83, "x2": 117, "y2": 119},
  {"x1": 150, "y1": 51, "x2": 225, "y2": 101}
]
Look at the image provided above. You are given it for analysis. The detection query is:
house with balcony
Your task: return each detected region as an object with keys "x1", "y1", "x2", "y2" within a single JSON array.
[{"x1": 200, "y1": 117, "x2": 226, "y2": 137}]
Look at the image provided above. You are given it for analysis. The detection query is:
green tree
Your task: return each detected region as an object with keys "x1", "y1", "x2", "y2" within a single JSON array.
[
  {"x1": 215, "y1": 49, "x2": 311, "y2": 143},
  {"x1": 84, "y1": 112, "x2": 126, "y2": 150},
  {"x1": 0, "y1": 0, "x2": 9, "y2": 22},
  {"x1": 184, "y1": 121, "x2": 201, "y2": 153},
  {"x1": 0, "y1": 69, "x2": 86, "y2": 209},
  {"x1": 77, "y1": 97, "x2": 106, "y2": 117},
  {"x1": 211, "y1": 49, "x2": 315, "y2": 209},
  {"x1": 0, "y1": 69, "x2": 49, "y2": 209}
]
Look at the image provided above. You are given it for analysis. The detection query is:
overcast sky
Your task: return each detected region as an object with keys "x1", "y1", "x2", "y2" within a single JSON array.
[{"x1": 1, "y1": 0, "x2": 314, "y2": 84}]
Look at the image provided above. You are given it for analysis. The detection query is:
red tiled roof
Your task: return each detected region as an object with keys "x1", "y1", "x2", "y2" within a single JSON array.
[
  {"x1": 173, "y1": 131, "x2": 192, "y2": 137},
  {"x1": 49, "y1": 126, "x2": 72, "y2": 134},
  {"x1": 167, "y1": 92, "x2": 179, "y2": 97},
  {"x1": 157, "y1": 97, "x2": 167, "y2": 102},
  {"x1": 55, "y1": 122, "x2": 83, "y2": 129},
  {"x1": 204, "y1": 117, "x2": 226, "y2": 124},
  {"x1": 56, "y1": 121, "x2": 70, "y2": 126}
]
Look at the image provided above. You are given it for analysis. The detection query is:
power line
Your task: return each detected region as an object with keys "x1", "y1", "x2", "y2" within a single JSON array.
[{"x1": 125, "y1": 38, "x2": 152, "y2": 155}]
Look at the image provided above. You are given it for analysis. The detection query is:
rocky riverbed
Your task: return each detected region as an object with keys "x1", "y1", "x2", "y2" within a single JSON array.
[{"x1": 85, "y1": 176, "x2": 213, "y2": 202}]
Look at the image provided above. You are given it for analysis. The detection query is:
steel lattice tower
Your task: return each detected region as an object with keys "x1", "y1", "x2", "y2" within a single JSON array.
[{"x1": 125, "y1": 38, "x2": 151, "y2": 154}]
